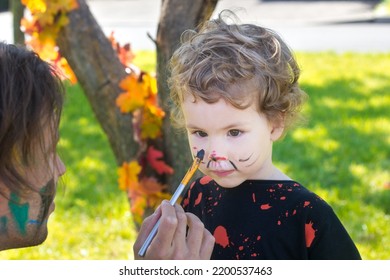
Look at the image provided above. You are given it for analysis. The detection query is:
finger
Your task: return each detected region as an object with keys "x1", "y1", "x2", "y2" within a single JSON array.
[
  {"x1": 133, "y1": 203, "x2": 163, "y2": 254},
  {"x1": 185, "y1": 212, "x2": 206, "y2": 256},
  {"x1": 171, "y1": 204, "x2": 188, "y2": 252},
  {"x1": 149, "y1": 200, "x2": 178, "y2": 256},
  {"x1": 200, "y1": 228, "x2": 215, "y2": 259}
]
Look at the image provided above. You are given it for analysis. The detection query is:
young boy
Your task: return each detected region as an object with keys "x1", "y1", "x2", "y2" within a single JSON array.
[
  {"x1": 0, "y1": 42, "x2": 66, "y2": 251},
  {"x1": 134, "y1": 11, "x2": 361, "y2": 260}
]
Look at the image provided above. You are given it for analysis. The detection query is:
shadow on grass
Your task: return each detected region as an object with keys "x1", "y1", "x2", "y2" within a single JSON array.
[{"x1": 274, "y1": 75, "x2": 390, "y2": 215}]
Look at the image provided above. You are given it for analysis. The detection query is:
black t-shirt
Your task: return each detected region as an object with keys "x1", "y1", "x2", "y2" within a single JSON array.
[{"x1": 181, "y1": 176, "x2": 361, "y2": 260}]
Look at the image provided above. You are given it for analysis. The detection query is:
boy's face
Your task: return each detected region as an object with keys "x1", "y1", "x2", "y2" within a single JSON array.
[{"x1": 182, "y1": 97, "x2": 283, "y2": 188}]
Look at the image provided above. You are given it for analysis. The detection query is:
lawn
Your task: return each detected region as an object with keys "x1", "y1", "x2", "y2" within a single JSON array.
[{"x1": 0, "y1": 51, "x2": 389, "y2": 259}]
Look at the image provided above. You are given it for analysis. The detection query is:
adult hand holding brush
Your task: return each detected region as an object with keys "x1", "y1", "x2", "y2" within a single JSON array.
[{"x1": 133, "y1": 150, "x2": 215, "y2": 259}]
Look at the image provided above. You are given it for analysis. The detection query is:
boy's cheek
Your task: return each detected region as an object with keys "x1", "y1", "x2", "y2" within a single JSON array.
[{"x1": 188, "y1": 137, "x2": 203, "y2": 152}]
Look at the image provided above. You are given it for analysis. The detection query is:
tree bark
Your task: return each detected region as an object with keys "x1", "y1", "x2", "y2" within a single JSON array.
[
  {"x1": 57, "y1": 0, "x2": 138, "y2": 165},
  {"x1": 156, "y1": 0, "x2": 218, "y2": 189},
  {"x1": 11, "y1": 0, "x2": 25, "y2": 45}
]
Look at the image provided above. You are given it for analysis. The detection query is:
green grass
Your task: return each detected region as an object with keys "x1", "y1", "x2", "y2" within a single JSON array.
[
  {"x1": 274, "y1": 52, "x2": 390, "y2": 259},
  {"x1": 0, "y1": 51, "x2": 389, "y2": 259}
]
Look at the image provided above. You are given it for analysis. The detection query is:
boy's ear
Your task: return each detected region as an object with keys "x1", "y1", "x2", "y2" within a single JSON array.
[
  {"x1": 270, "y1": 124, "x2": 284, "y2": 141},
  {"x1": 269, "y1": 114, "x2": 285, "y2": 141}
]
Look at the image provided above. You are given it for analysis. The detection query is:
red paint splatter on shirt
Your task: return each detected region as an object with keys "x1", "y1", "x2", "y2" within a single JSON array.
[
  {"x1": 277, "y1": 220, "x2": 281, "y2": 225},
  {"x1": 280, "y1": 196, "x2": 286, "y2": 200},
  {"x1": 182, "y1": 197, "x2": 189, "y2": 208},
  {"x1": 252, "y1": 193, "x2": 256, "y2": 203},
  {"x1": 214, "y1": 225, "x2": 230, "y2": 248},
  {"x1": 260, "y1": 203, "x2": 272, "y2": 210},
  {"x1": 200, "y1": 176, "x2": 213, "y2": 185},
  {"x1": 194, "y1": 192, "x2": 202, "y2": 206},
  {"x1": 305, "y1": 221, "x2": 316, "y2": 248},
  {"x1": 257, "y1": 235, "x2": 261, "y2": 241},
  {"x1": 239, "y1": 246, "x2": 244, "y2": 251},
  {"x1": 304, "y1": 201, "x2": 311, "y2": 207}
]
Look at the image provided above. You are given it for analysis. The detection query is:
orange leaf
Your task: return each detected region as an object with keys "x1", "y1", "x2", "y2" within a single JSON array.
[
  {"x1": 147, "y1": 192, "x2": 171, "y2": 209},
  {"x1": 130, "y1": 196, "x2": 146, "y2": 225},
  {"x1": 116, "y1": 92, "x2": 144, "y2": 113},
  {"x1": 108, "y1": 32, "x2": 135, "y2": 67},
  {"x1": 119, "y1": 74, "x2": 148, "y2": 94},
  {"x1": 117, "y1": 74, "x2": 149, "y2": 113},
  {"x1": 138, "y1": 177, "x2": 166, "y2": 195},
  {"x1": 57, "y1": 57, "x2": 77, "y2": 84},
  {"x1": 146, "y1": 146, "x2": 174, "y2": 175},
  {"x1": 117, "y1": 161, "x2": 142, "y2": 191}
]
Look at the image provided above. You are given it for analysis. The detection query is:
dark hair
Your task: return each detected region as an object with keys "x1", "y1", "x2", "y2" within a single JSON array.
[{"x1": 0, "y1": 42, "x2": 65, "y2": 197}]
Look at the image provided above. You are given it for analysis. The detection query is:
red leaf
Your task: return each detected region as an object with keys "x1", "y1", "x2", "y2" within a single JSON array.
[{"x1": 146, "y1": 146, "x2": 174, "y2": 175}]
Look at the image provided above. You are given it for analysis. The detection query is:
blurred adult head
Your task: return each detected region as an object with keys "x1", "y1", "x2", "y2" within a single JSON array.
[{"x1": 0, "y1": 42, "x2": 66, "y2": 250}]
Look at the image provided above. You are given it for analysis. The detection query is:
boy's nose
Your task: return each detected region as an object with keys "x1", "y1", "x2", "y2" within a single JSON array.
[
  {"x1": 208, "y1": 151, "x2": 228, "y2": 161},
  {"x1": 206, "y1": 137, "x2": 229, "y2": 161},
  {"x1": 56, "y1": 155, "x2": 66, "y2": 177}
]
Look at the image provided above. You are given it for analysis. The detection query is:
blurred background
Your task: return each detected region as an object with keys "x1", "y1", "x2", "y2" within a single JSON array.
[{"x1": 0, "y1": 0, "x2": 389, "y2": 259}]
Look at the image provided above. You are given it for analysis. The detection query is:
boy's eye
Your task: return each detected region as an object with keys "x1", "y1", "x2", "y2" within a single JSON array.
[
  {"x1": 228, "y1": 129, "x2": 241, "y2": 137},
  {"x1": 195, "y1": 131, "x2": 208, "y2": 137}
]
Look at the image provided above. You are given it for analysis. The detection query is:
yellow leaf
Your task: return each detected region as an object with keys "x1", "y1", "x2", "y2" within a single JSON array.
[
  {"x1": 117, "y1": 161, "x2": 142, "y2": 191},
  {"x1": 22, "y1": 0, "x2": 47, "y2": 13},
  {"x1": 140, "y1": 108, "x2": 163, "y2": 139},
  {"x1": 37, "y1": 10, "x2": 55, "y2": 26}
]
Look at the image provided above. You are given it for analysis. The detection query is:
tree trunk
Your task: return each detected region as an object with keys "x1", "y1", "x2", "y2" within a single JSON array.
[
  {"x1": 57, "y1": 0, "x2": 138, "y2": 165},
  {"x1": 156, "y1": 0, "x2": 218, "y2": 189},
  {"x1": 11, "y1": 0, "x2": 25, "y2": 45},
  {"x1": 56, "y1": 0, "x2": 218, "y2": 193}
]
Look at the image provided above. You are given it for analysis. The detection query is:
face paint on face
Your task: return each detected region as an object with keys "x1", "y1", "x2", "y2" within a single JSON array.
[
  {"x1": 0, "y1": 216, "x2": 7, "y2": 235},
  {"x1": 8, "y1": 192, "x2": 29, "y2": 235},
  {"x1": 0, "y1": 153, "x2": 64, "y2": 250},
  {"x1": 183, "y1": 98, "x2": 286, "y2": 188},
  {"x1": 28, "y1": 179, "x2": 56, "y2": 226}
]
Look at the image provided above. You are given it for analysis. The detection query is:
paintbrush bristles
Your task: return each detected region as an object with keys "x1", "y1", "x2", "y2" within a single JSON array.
[{"x1": 196, "y1": 149, "x2": 205, "y2": 161}]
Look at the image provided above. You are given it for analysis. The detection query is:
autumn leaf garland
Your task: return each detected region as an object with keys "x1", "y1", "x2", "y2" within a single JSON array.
[{"x1": 117, "y1": 69, "x2": 173, "y2": 223}]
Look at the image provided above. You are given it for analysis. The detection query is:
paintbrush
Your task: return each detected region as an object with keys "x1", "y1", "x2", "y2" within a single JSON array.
[{"x1": 138, "y1": 149, "x2": 205, "y2": 257}]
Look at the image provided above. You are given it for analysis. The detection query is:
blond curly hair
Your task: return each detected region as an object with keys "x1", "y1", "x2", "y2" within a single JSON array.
[{"x1": 169, "y1": 10, "x2": 307, "y2": 131}]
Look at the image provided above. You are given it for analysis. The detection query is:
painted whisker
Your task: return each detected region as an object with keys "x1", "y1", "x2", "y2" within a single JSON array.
[
  {"x1": 229, "y1": 160, "x2": 238, "y2": 170},
  {"x1": 239, "y1": 153, "x2": 253, "y2": 162}
]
